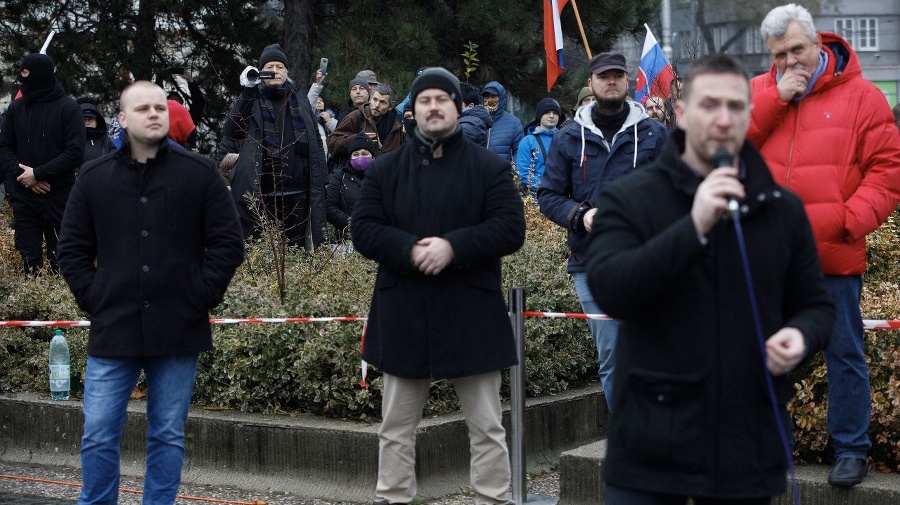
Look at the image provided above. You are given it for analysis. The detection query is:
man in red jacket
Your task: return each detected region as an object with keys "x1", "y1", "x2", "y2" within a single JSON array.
[{"x1": 748, "y1": 4, "x2": 900, "y2": 488}]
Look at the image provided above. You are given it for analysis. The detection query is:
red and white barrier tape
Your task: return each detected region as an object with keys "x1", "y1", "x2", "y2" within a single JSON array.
[
  {"x1": 1, "y1": 314, "x2": 899, "y2": 330},
  {"x1": 0, "y1": 311, "x2": 900, "y2": 330}
]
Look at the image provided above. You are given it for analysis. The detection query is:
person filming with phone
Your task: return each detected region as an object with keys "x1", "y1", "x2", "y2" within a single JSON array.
[{"x1": 219, "y1": 43, "x2": 328, "y2": 250}]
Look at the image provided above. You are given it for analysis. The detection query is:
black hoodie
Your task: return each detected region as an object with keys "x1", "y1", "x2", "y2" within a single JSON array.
[{"x1": 0, "y1": 78, "x2": 85, "y2": 193}]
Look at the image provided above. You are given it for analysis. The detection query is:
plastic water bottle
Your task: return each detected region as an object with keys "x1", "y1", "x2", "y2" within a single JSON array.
[{"x1": 49, "y1": 329, "x2": 70, "y2": 401}]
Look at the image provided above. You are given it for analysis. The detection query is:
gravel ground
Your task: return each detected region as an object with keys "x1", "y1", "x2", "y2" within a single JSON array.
[{"x1": 0, "y1": 460, "x2": 560, "y2": 505}]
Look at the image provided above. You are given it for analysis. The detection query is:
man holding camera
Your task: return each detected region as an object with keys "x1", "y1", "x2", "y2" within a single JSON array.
[{"x1": 219, "y1": 43, "x2": 328, "y2": 249}]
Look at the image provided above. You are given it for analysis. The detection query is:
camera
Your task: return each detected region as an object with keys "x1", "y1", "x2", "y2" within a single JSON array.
[{"x1": 247, "y1": 68, "x2": 277, "y2": 81}]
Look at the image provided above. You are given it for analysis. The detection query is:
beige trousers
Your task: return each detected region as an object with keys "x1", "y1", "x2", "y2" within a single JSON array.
[{"x1": 376, "y1": 371, "x2": 511, "y2": 505}]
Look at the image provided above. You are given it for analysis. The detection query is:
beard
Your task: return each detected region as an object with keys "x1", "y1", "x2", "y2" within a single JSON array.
[{"x1": 595, "y1": 93, "x2": 626, "y2": 114}]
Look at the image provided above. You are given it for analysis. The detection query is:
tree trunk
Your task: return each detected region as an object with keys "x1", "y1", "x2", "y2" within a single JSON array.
[
  {"x1": 283, "y1": 0, "x2": 315, "y2": 89},
  {"x1": 132, "y1": 0, "x2": 159, "y2": 80}
]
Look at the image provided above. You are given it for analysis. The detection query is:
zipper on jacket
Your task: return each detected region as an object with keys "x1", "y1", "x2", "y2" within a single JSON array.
[{"x1": 783, "y1": 102, "x2": 801, "y2": 188}]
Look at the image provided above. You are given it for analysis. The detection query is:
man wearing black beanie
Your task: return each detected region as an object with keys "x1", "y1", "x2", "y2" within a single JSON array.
[
  {"x1": 0, "y1": 52, "x2": 84, "y2": 274},
  {"x1": 352, "y1": 67, "x2": 525, "y2": 505},
  {"x1": 218, "y1": 43, "x2": 328, "y2": 250}
]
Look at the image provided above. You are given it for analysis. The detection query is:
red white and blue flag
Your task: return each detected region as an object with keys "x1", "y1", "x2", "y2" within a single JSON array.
[
  {"x1": 544, "y1": 0, "x2": 569, "y2": 91},
  {"x1": 635, "y1": 24, "x2": 676, "y2": 103}
]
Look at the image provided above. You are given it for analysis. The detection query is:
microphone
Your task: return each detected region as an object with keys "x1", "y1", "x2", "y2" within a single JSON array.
[{"x1": 712, "y1": 148, "x2": 740, "y2": 220}]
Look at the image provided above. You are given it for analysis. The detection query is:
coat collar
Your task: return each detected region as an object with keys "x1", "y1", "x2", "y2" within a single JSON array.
[{"x1": 661, "y1": 129, "x2": 784, "y2": 218}]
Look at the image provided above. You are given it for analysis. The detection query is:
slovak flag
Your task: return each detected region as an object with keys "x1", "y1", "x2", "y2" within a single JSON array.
[
  {"x1": 635, "y1": 24, "x2": 676, "y2": 103},
  {"x1": 544, "y1": 0, "x2": 569, "y2": 91}
]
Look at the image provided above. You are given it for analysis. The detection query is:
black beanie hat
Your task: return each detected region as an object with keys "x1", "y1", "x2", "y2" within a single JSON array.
[
  {"x1": 18, "y1": 53, "x2": 55, "y2": 94},
  {"x1": 410, "y1": 67, "x2": 462, "y2": 114},
  {"x1": 534, "y1": 97, "x2": 563, "y2": 124},
  {"x1": 257, "y1": 44, "x2": 288, "y2": 69},
  {"x1": 347, "y1": 132, "x2": 376, "y2": 157}
]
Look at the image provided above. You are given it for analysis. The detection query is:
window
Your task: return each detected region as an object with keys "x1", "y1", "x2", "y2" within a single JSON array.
[
  {"x1": 857, "y1": 18, "x2": 878, "y2": 51},
  {"x1": 834, "y1": 18, "x2": 879, "y2": 51},
  {"x1": 744, "y1": 30, "x2": 766, "y2": 55},
  {"x1": 835, "y1": 18, "x2": 854, "y2": 42}
]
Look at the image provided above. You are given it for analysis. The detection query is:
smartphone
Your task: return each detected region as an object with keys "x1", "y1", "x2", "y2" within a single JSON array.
[
  {"x1": 320, "y1": 58, "x2": 328, "y2": 74},
  {"x1": 167, "y1": 67, "x2": 185, "y2": 75}
]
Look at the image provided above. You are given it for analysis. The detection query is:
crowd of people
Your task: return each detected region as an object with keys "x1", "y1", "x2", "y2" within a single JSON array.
[{"x1": 0, "y1": 2, "x2": 899, "y2": 504}]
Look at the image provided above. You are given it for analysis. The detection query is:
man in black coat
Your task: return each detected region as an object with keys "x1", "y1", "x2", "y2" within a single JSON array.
[
  {"x1": 218, "y1": 43, "x2": 328, "y2": 250},
  {"x1": 0, "y1": 53, "x2": 84, "y2": 274},
  {"x1": 57, "y1": 81, "x2": 244, "y2": 505},
  {"x1": 351, "y1": 67, "x2": 526, "y2": 505},
  {"x1": 586, "y1": 54, "x2": 834, "y2": 503}
]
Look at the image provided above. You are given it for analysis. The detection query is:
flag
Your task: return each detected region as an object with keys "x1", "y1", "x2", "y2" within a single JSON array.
[
  {"x1": 544, "y1": 0, "x2": 569, "y2": 91},
  {"x1": 635, "y1": 24, "x2": 676, "y2": 103}
]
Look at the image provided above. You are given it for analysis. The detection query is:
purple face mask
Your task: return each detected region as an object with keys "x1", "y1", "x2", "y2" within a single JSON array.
[{"x1": 350, "y1": 156, "x2": 373, "y2": 172}]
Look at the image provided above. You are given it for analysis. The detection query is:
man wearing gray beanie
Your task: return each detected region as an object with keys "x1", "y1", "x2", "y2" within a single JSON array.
[{"x1": 352, "y1": 66, "x2": 525, "y2": 505}]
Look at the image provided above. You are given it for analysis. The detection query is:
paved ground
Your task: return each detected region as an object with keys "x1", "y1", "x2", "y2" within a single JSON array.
[{"x1": 0, "y1": 461, "x2": 561, "y2": 505}]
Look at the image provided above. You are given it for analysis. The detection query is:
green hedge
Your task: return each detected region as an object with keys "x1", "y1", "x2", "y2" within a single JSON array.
[{"x1": 0, "y1": 202, "x2": 897, "y2": 470}]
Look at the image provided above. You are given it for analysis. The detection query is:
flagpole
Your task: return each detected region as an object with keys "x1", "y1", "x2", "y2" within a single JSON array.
[{"x1": 568, "y1": 0, "x2": 592, "y2": 59}]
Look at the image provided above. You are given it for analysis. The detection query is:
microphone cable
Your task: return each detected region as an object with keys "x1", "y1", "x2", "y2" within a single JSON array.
[{"x1": 731, "y1": 207, "x2": 802, "y2": 505}]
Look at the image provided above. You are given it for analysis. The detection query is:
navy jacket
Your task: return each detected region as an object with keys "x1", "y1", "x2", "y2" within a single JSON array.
[
  {"x1": 537, "y1": 101, "x2": 668, "y2": 272},
  {"x1": 482, "y1": 81, "x2": 523, "y2": 162}
]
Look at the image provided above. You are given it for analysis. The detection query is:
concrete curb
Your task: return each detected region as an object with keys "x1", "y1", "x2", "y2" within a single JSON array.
[
  {"x1": 0, "y1": 384, "x2": 607, "y2": 501},
  {"x1": 558, "y1": 439, "x2": 900, "y2": 505}
]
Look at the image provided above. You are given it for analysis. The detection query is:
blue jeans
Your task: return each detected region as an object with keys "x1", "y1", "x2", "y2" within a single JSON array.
[
  {"x1": 78, "y1": 354, "x2": 199, "y2": 505},
  {"x1": 605, "y1": 484, "x2": 771, "y2": 504},
  {"x1": 823, "y1": 275, "x2": 871, "y2": 460},
  {"x1": 572, "y1": 271, "x2": 619, "y2": 409}
]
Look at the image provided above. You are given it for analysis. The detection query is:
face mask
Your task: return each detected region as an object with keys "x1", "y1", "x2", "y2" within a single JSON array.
[
  {"x1": 350, "y1": 156, "x2": 373, "y2": 172},
  {"x1": 483, "y1": 96, "x2": 499, "y2": 113}
]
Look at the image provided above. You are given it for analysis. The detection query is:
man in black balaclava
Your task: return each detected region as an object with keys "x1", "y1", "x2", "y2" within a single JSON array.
[{"x1": 0, "y1": 53, "x2": 84, "y2": 274}]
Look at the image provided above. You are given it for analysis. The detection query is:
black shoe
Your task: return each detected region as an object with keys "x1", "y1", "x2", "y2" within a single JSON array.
[{"x1": 828, "y1": 457, "x2": 867, "y2": 487}]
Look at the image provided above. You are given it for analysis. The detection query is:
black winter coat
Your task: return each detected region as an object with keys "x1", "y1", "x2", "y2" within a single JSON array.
[
  {"x1": 57, "y1": 139, "x2": 245, "y2": 357},
  {"x1": 325, "y1": 164, "x2": 363, "y2": 241},
  {"x1": 219, "y1": 83, "x2": 328, "y2": 247},
  {"x1": 586, "y1": 131, "x2": 834, "y2": 498},
  {"x1": 351, "y1": 128, "x2": 526, "y2": 379}
]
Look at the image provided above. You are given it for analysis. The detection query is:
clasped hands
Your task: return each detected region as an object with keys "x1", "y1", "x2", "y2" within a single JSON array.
[{"x1": 411, "y1": 237, "x2": 454, "y2": 275}]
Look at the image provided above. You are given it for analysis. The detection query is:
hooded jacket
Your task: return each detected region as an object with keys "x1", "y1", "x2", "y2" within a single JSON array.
[
  {"x1": 0, "y1": 79, "x2": 84, "y2": 194},
  {"x1": 481, "y1": 81, "x2": 524, "y2": 162},
  {"x1": 458, "y1": 105, "x2": 494, "y2": 147},
  {"x1": 516, "y1": 124, "x2": 557, "y2": 194},
  {"x1": 748, "y1": 32, "x2": 900, "y2": 276},
  {"x1": 587, "y1": 130, "x2": 833, "y2": 498},
  {"x1": 79, "y1": 102, "x2": 115, "y2": 167},
  {"x1": 537, "y1": 100, "x2": 668, "y2": 272}
]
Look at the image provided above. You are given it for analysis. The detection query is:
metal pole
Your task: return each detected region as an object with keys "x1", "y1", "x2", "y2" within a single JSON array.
[
  {"x1": 661, "y1": 0, "x2": 673, "y2": 60},
  {"x1": 508, "y1": 286, "x2": 527, "y2": 505}
]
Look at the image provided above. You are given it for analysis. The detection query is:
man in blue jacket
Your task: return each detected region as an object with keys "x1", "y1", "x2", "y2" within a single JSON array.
[
  {"x1": 481, "y1": 81, "x2": 523, "y2": 163},
  {"x1": 537, "y1": 52, "x2": 668, "y2": 409}
]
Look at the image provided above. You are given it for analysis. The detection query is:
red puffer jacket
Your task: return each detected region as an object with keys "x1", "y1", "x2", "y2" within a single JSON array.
[{"x1": 748, "y1": 32, "x2": 900, "y2": 275}]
